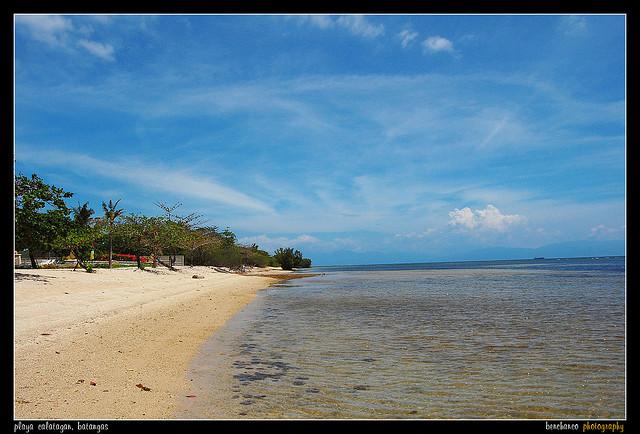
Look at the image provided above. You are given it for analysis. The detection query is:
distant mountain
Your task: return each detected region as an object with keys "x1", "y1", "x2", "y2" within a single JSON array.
[
  {"x1": 312, "y1": 239, "x2": 625, "y2": 266},
  {"x1": 451, "y1": 239, "x2": 625, "y2": 261}
]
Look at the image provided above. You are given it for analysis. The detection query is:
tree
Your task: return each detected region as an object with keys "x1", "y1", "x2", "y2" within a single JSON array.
[
  {"x1": 154, "y1": 218, "x2": 186, "y2": 270},
  {"x1": 292, "y1": 249, "x2": 312, "y2": 268},
  {"x1": 113, "y1": 214, "x2": 155, "y2": 270},
  {"x1": 54, "y1": 224, "x2": 100, "y2": 272},
  {"x1": 274, "y1": 247, "x2": 295, "y2": 270},
  {"x1": 299, "y1": 257, "x2": 312, "y2": 268},
  {"x1": 273, "y1": 247, "x2": 312, "y2": 270},
  {"x1": 220, "y1": 227, "x2": 237, "y2": 248},
  {"x1": 154, "y1": 201, "x2": 203, "y2": 267},
  {"x1": 55, "y1": 202, "x2": 100, "y2": 272},
  {"x1": 183, "y1": 226, "x2": 221, "y2": 266},
  {"x1": 72, "y1": 202, "x2": 95, "y2": 226},
  {"x1": 15, "y1": 173, "x2": 73, "y2": 268},
  {"x1": 102, "y1": 199, "x2": 124, "y2": 269}
]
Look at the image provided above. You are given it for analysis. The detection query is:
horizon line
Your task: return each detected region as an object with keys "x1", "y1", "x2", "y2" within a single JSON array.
[{"x1": 311, "y1": 254, "x2": 625, "y2": 268}]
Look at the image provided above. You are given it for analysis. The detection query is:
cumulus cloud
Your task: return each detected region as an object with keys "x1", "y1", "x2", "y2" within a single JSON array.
[
  {"x1": 449, "y1": 204, "x2": 525, "y2": 231},
  {"x1": 449, "y1": 207, "x2": 478, "y2": 229},
  {"x1": 398, "y1": 29, "x2": 418, "y2": 48},
  {"x1": 422, "y1": 35, "x2": 454, "y2": 53}
]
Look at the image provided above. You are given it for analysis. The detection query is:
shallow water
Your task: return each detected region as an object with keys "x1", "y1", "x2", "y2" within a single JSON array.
[{"x1": 177, "y1": 257, "x2": 625, "y2": 419}]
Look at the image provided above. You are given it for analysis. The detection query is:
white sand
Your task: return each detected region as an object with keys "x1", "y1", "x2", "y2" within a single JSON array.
[{"x1": 14, "y1": 266, "x2": 283, "y2": 419}]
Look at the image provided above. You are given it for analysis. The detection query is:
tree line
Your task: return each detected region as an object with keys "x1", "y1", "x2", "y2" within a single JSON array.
[{"x1": 15, "y1": 173, "x2": 312, "y2": 272}]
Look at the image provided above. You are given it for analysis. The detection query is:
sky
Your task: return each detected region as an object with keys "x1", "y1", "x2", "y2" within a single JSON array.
[{"x1": 14, "y1": 14, "x2": 626, "y2": 265}]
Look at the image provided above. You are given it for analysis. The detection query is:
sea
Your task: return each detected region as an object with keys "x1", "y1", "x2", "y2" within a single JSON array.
[{"x1": 176, "y1": 256, "x2": 626, "y2": 419}]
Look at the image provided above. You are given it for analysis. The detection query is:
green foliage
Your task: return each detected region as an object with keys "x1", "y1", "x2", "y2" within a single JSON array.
[
  {"x1": 14, "y1": 173, "x2": 313, "y2": 271},
  {"x1": 94, "y1": 262, "x2": 124, "y2": 269},
  {"x1": 102, "y1": 199, "x2": 124, "y2": 268},
  {"x1": 273, "y1": 247, "x2": 312, "y2": 270},
  {"x1": 15, "y1": 173, "x2": 74, "y2": 268},
  {"x1": 53, "y1": 201, "x2": 103, "y2": 271},
  {"x1": 102, "y1": 199, "x2": 124, "y2": 224},
  {"x1": 220, "y1": 228, "x2": 237, "y2": 248},
  {"x1": 112, "y1": 214, "x2": 156, "y2": 269},
  {"x1": 274, "y1": 247, "x2": 295, "y2": 270},
  {"x1": 298, "y1": 257, "x2": 312, "y2": 268},
  {"x1": 72, "y1": 202, "x2": 95, "y2": 226},
  {"x1": 245, "y1": 245, "x2": 274, "y2": 268}
]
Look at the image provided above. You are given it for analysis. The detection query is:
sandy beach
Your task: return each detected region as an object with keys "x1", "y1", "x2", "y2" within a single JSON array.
[{"x1": 14, "y1": 265, "x2": 296, "y2": 419}]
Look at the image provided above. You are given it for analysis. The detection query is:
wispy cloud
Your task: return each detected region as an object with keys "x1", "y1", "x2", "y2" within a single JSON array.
[
  {"x1": 14, "y1": 15, "x2": 625, "y2": 263},
  {"x1": 294, "y1": 15, "x2": 384, "y2": 38},
  {"x1": 237, "y1": 233, "x2": 319, "y2": 251},
  {"x1": 84, "y1": 15, "x2": 113, "y2": 24},
  {"x1": 398, "y1": 29, "x2": 418, "y2": 48},
  {"x1": 478, "y1": 116, "x2": 509, "y2": 148},
  {"x1": 306, "y1": 15, "x2": 334, "y2": 29},
  {"x1": 560, "y1": 15, "x2": 588, "y2": 36},
  {"x1": 588, "y1": 224, "x2": 623, "y2": 240},
  {"x1": 16, "y1": 70, "x2": 623, "y2": 238},
  {"x1": 422, "y1": 35, "x2": 454, "y2": 54},
  {"x1": 77, "y1": 39, "x2": 115, "y2": 61},
  {"x1": 336, "y1": 15, "x2": 384, "y2": 38},
  {"x1": 18, "y1": 147, "x2": 273, "y2": 213},
  {"x1": 394, "y1": 228, "x2": 437, "y2": 239},
  {"x1": 16, "y1": 15, "x2": 73, "y2": 47},
  {"x1": 16, "y1": 14, "x2": 116, "y2": 61}
]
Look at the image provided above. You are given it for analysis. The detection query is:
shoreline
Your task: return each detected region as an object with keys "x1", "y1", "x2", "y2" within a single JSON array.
[{"x1": 14, "y1": 266, "x2": 312, "y2": 419}]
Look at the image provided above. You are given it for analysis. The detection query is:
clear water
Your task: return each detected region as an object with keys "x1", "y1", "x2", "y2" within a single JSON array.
[{"x1": 177, "y1": 257, "x2": 625, "y2": 419}]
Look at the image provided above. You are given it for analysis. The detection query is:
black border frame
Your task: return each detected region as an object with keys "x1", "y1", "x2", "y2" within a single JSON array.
[{"x1": 5, "y1": 1, "x2": 636, "y2": 433}]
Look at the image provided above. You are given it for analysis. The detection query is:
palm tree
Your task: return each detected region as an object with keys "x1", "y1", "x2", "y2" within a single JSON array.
[
  {"x1": 73, "y1": 202, "x2": 95, "y2": 227},
  {"x1": 102, "y1": 199, "x2": 124, "y2": 269}
]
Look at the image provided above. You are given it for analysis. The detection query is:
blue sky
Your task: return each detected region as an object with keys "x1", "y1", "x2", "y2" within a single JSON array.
[{"x1": 14, "y1": 14, "x2": 625, "y2": 265}]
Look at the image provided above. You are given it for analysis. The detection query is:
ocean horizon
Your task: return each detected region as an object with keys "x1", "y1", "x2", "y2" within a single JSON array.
[
  {"x1": 178, "y1": 256, "x2": 626, "y2": 419},
  {"x1": 306, "y1": 255, "x2": 626, "y2": 271}
]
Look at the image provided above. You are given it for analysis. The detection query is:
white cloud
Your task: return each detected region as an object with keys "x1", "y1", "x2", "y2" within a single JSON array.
[
  {"x1": 16, "y1": 14, "x2": 116, "y2": 61},
  {"x1": 336, "y1": 15, "x2": 384, "y2": 38},
  {"x1": 85, "y1": 15, "x2": 113, "y2": 24},
  {"x1": 293, "y1": 15, "x2": 384, "y2": 38},
  {"x1": 449, "y1": 204, "x2": 525, "y2": 232},
  {"x1": 18, "y1": 147, "x2": 272, "y2": 213},
  {"x1": 307, "y1": 15, "x2": 334, "y2": 29},
  {"x1": 560, "y1": 15, "x2": 587, "y2": 35},
  {"x1": 422, "y1": 35, "x2": 454, "y2": 53},
  {"x1": 448, "y1": 207, "x2": 478, "y2": 229},
  {"x1": 479, "y1": 116, "x2": 509, "y2": 148},
  {"x1": 398, "y1": 29, "x2": 418, "y2": 48},
  {"x1": 238, "y1": 234, "x2": 320, "y2": 251},
  {"x1": 78, "y1": 39, "x2": 115, "y2": 61},
  {"x1": 588, "y1": 224, "x2": 623, "y2": 239},
  {"x1": 394, "y1": 228, "x2": 437, "y2": 239},
  {"x1": 16, "y1": 15, "x2": 73, "y2": 47}
]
